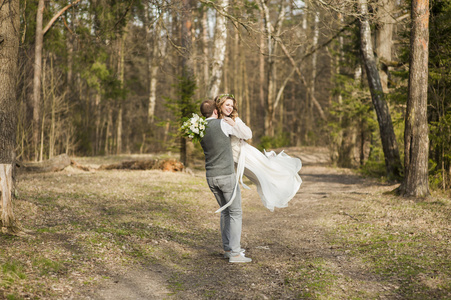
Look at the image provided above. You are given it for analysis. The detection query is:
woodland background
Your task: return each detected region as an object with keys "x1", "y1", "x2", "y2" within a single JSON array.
[{"x1": 4, "y1": 0, "x2": 451, "y2": 193}]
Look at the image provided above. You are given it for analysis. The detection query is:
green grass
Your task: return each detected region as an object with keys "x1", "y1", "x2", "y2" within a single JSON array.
[
  {"x1": 328, "y1": 195, "x2": 451, "y2": 299},
  {"x1": 1, "y1": 260, "x2": 27, "y2": 287},
  {"x1": 285, "y1": 257, "x2": 340, "y2": 298},
  {"x1": 32, "y1": 257, "x2": 67, "y2": 276}
]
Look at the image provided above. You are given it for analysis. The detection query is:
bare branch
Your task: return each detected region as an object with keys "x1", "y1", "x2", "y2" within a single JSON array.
[
  {"x1": 43, "y1": 0, "x2": 82, "y2": 35},
  {"x1": 277, "y1": 39, "x2": 326, "y2": 120}
]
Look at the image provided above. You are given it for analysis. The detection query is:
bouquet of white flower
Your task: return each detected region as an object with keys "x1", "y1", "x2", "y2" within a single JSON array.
[{"x1": 180, "y1": 113, "x2": 208, "y2": 143}]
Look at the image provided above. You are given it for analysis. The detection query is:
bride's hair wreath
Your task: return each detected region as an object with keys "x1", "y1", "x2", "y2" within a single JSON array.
[{"x1": 214, "y1": 94, "x2": 238, "y2": 120}]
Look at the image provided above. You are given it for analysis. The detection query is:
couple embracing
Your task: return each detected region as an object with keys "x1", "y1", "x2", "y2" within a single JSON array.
[{"x1": 200, "y1": 94, "x2": 302, "y2": 263}]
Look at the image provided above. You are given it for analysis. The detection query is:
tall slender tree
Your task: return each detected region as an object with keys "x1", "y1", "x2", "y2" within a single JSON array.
[
  {"x1": 31, "y1": 0, "x2": 45, "y2": 160},
  {"x1": 358, "y1": 0, "x2": 402, "y2": 179},
  {"x1": 30, "y1": 0, "x2": 82, "y2": 160},
  {"x1": 180, "y1": 0, "x2": 195, "y2": 166},
  {"x1": 258, "y1": 0, "x2": 285, "y2": 137},
  {"x1": 375, "y1": 0, "x2": 396, "y2": 93},
  {"x1": 401, "y1": 0, "x2": 430, "y2": 197}
]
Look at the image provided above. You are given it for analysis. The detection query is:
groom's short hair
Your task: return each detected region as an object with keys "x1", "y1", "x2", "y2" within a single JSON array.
[{"x1": 200, "y1": 100, "x2": 216, "y2": 118}]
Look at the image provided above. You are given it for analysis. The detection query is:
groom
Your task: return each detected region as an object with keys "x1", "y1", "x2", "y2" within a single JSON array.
[{"x1": 199, "y1": 100, "x2": 252, "y2": 263}]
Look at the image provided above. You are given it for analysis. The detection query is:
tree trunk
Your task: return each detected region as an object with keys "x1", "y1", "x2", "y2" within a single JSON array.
[
  {"x1": 117, "y1": 31, "x2": 126, "y2": 155},
  {"x1": 148, "y1": 64, "x2": 158, "y2": 122},
  {"x1": 201, "y1": 6, "x2": 210, "y2": 89},
  {"x1": 31, "y1": 0, "x2": 45, "y2": 161},
  {"x1": 261, "y1": 0, "x2": 274, "y2": 137},
  {"x1": 310, "y1": 10, "x2": 319, "y2": 123},
  {"x1": 105, "y1": 107, "x2": 113, "y2": 155},
  {"x1": 401, "y1": 0, "x2": 430, "y2": 197},
  {"x1": 338, "y1": 123, "x2": 357, "y2": 168},
  {"x1": 116, "y1": 104, "x2": 123, "y2": 154},
  {"x1": 95, "y1": 92, "x2": 101, "y2": 155},
  {"x1": 259, "y1": 0, "x2": 285, "y2": 137},
  {"x1": 180, "y1": 0, "x2": 194, "y2": 167},
  {"x1": 39, "y1": 56, "x2": 47, "y2": 162},
  {"x1": 234, "y1": 29, "x2": 240, "y2": 101},
  {"x1": 207, "y1": 0, "x2": 228, "y2": 99},
  {"x1": 242, "y1": 41, "x2": 251, "y2": 125},
  {"x1": 145, "y1": 2, "x2": 161, "y2": 123},
  {"x1": 376, "y1": 0, "x2": 396, "y2": 93},
  {"x1": 49, "y1": 55, "x2": 56, "y2": 159},
  {"x1": 338, "y1": 64, "x2": 361, "y2": 168},
  {"x1": 259, "y1": 16, "x2": 265, "y2": 124},
  {"x1": 358, "y1": 0, "x2": 402, "y2": 179},
  {"x1": 0, "y1": 0, "x2": 21, "y2": 234}
]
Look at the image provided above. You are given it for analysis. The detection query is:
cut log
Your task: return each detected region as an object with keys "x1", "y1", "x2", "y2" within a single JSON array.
[
  {"x1": 98, "y1": 159, "x2": 184, "y2": 172},
  {"x1": 19, "y1": 156, "x2": 185, "y2": 173},
  {"x1": 20, "y1": 154, "x2": 71, "y2": 173},
  {"x1": 70, "y1": 159, "x2": 96, "y2": 172}
]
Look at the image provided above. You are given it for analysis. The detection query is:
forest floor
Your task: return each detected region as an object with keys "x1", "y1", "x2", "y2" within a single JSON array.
[{"x1": 2, "y1": 147, "x2": 450, "y2": 299}]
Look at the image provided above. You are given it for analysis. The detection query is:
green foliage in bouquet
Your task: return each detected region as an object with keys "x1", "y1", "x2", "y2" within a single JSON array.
[{"x1": 180, "y1": 113, "x2": 208, "y2": 143}]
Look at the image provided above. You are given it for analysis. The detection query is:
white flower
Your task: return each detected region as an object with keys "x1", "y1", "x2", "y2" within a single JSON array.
[{"x1": 180, "y1": 113, "x2": 207, "y2": 142}]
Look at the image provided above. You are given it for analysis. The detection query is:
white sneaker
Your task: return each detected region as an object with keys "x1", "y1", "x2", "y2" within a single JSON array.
[
  {"x1": 229, "y1": 253, "x2": 252, "y2": 263},
  {"x1": 224, "y1": 248, "x2": 245, "y2": 258}
]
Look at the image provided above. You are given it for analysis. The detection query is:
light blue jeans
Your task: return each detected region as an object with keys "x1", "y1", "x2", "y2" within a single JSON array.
[{"x1": 207, "y1": 173, "x2": 242, "y2": 257}]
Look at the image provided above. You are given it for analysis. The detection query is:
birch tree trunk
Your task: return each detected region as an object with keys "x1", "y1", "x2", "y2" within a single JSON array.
[
  {"x1": 259, "y1": 16, "x2": 265, "y2": 119},
  {"x1": 243, "y1": 59, "x2": 251, "y2": 124},
  {"x1": 303, "y1": 0, "x2": 308, "y2": 31},
  {"x1": 145, "y1": 5, "x2": 161, "y2": 123},
  {"x1": 207, "y1": 0, "x2": 228, "y2": 99},
  {"x1": 309, "y1": 10, "x2": 319, "y2": 123},
  {"x1": 358, "y1": 0, "x2": 402, "y2": 179},
  {"x1": 0, "y1": 0, "x2": 21, "y2": 234},
  {"x1": 401, "y1": 0, "x2": 430, "y2": 197}
]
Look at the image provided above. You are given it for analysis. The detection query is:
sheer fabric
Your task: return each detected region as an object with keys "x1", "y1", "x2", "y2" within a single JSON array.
[{"x1": 232, "y1": 118, "x2": 302, "y2": 212}]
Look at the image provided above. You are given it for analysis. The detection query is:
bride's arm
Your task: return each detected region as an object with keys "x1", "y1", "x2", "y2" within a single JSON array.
[{"x1": 231, "y1": 117, "x2": 252, "y2": 140}]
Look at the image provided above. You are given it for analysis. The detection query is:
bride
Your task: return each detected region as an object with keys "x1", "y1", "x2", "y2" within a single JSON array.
[{"x1": 214, "y1": 94, "x2": 302, "y2": 212}]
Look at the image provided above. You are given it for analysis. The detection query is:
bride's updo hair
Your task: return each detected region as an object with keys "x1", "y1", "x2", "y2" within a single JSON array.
[{"x1": 214, "y1": 94, "x2": 238, "y2": 120}]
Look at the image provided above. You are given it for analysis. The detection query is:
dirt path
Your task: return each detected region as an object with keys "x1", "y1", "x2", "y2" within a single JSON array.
[{"x1": 87, "y1": 148, "x2": 401, "y2": 299}]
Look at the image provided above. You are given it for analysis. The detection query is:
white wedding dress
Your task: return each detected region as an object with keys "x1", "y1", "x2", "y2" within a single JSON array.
[{"x1": 231, "y1": 118, "x2": 302, "y2": 212}]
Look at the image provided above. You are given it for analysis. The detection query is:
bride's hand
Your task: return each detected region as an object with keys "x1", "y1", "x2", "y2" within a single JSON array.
[{"x1": 223, "y1": 117, "x2": 235, "y2": 127}]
